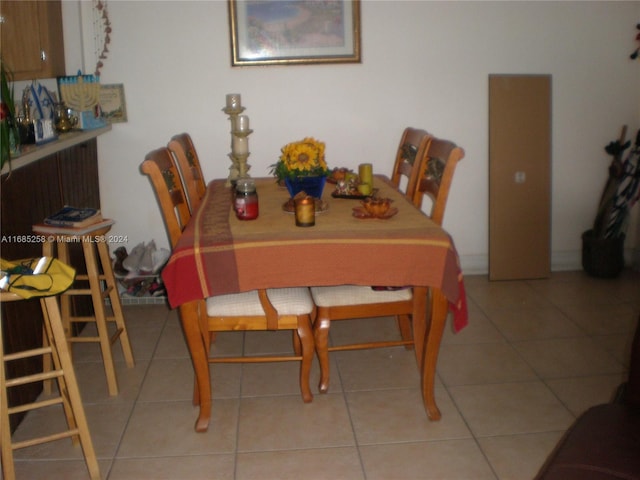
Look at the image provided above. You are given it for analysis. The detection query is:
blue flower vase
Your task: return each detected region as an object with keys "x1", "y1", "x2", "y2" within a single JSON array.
[{"x1": 284, "y1": 176, "x2": 327, "y2": 199}]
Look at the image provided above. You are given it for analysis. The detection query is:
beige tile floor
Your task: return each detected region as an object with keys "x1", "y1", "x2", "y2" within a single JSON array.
[{"x1": 7, "y1": 269, "x2": 640, "y2": 480}]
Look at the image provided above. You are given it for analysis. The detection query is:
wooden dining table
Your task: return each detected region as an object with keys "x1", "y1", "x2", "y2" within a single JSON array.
[{"x1": 162, "y1": 175, "x2": 468, "y2": 432}]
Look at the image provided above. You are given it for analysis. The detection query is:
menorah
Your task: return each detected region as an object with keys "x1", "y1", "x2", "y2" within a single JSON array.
[
  {"x1": 58, "y1": 74, "x2": 107, "y2": 130},
  {"x1": 223, "y1": 94, "x2": 253, "y2": 186},
  {"x1": 59, "y1": 75, "x2": 100, "y2": 111}
]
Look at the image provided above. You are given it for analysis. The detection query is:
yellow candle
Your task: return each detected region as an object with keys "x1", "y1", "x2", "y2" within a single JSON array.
[
  {"x1": 357, "y1": 183, "x2": 372, "y2": 196},
  {"x1": 359, "y1": 163, "x2": 373, "y2": 186}
]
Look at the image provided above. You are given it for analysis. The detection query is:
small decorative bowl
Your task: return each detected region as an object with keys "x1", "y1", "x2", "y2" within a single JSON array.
[{"x1": 361, "y1": 197, "x2": 393, "y2": 217}]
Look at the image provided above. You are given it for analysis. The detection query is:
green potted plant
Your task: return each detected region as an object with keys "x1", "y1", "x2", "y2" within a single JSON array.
[
  {"x1": 582, "y1": 127, "x2": 640, "y2": 277},
  {"x1": 1, "y1": 58, "x2": 20, "y2": 171}
]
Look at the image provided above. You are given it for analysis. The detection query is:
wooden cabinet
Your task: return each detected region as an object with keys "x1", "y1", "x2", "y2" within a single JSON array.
[
  {"x1": 0, "y1": 0, "x2": 65, "y2": 81},
  {"x1": 0, "y1": 138, "x2": 100, "y2": 432}
]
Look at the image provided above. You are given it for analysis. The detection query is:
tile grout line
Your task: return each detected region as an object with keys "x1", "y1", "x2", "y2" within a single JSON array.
[
  {"x1": 329, "y1": 329, "x2": 369, "y2": 479},
  {"x1": 103, "y1": 306, "x2": 172, "y2": 480}
]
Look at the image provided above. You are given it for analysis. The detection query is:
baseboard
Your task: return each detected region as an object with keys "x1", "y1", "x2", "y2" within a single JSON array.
[{"x1": 460, "y1": 247, "x2": 638, "y2": 276}]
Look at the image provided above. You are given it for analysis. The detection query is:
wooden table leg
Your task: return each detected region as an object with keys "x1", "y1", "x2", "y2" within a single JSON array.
[
  {"x1": 179, "y1": 301, "x2": 211, "y2": 432},
  {"x1": 421, "y1": 288, "x2": 448, "y2": 421}
]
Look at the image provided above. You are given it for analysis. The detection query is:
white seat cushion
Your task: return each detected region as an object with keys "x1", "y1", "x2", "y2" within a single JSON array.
[
  {"x1": 310, "y1": 285, "x2": 412, "y2": 308},
  {"x1": 206, "y1": 287, "x2": 313, "y2": 317}
]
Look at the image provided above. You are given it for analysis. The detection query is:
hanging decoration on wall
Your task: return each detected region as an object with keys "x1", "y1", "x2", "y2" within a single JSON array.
[
  {"x1": 93, "y1": 0, "x2": 112, "y2": 76},
  {"x1": 630, "y1": 23, "x2": 640, "y2": 60}
]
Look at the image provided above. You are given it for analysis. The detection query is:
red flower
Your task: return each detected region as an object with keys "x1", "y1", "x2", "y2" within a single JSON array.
[{"x1": 0, "y1": 102, "x2": 8, "y2": 121}]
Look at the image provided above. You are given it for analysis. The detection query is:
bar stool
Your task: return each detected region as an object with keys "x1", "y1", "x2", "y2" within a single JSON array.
[
  {"x1": 1, "y1": 291, "x2": 101, "y2": 480},
  {"x1": 33, "y1": 222, "x2": 135, "y2": 396}
]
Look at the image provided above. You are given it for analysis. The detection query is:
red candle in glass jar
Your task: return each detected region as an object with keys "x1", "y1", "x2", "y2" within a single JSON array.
[{"x1": 234, "y1": 178, "x2": 259, "y2": 220}]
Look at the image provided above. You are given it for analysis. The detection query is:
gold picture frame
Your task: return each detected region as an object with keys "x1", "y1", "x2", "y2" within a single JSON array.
[
  {"x1": 99, "y1": 84, "x2": 127, "y2": 123},
  {"x1": 229, "y1": 0, "x2": 361, "y2": 66}
]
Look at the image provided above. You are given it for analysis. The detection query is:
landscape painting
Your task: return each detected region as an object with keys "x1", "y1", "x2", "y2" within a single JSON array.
[{"x1": 229, "y1": 0, "x2": 361, "y2": 66}]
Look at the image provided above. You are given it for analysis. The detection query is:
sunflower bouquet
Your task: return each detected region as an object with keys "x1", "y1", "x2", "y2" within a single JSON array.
[{"x1": 270, "y1": 137, "x2": 330, "y2": 182}]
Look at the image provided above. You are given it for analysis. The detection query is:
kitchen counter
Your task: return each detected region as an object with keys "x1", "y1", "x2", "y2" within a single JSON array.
[{"x1": 1, "y1": 125, "x2": 112, "y2": 175}]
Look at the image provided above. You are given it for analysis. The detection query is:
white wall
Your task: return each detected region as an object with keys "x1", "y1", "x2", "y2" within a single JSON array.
[{"x1": 62, "y1": 0, "x2": 640, "y2": 274}]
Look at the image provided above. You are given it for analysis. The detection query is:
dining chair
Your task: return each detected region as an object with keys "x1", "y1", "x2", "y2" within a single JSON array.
[
  {"x1": 411, "y1": 136, "x2": 465, "y2": 225},
  {"x1": 141, "y1": 147, "x2": 315, "y2": 403},
  {"x1": 385, "y1": 127, "x2": 434, "y2": 339},
  {"x1": 167, "y1": 133, "x2": 207, "y2": 213},
  {"x1": 310, "y1": 135, "x2": 465, "y2": 393},
  {"x1": 390, "y1": 127, "x2": 433, "y2": 199}
]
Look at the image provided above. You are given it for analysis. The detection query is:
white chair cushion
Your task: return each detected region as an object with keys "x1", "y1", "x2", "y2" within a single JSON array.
[
  {"x1": 310, "y1": 285, "x2": 412, "y2": 307},
  {"x1": 206, "y1": 287, "x2": 313, "y2": 317}
]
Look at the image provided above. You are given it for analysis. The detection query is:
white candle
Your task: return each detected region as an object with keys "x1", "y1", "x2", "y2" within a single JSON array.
[
  {"x1": 232, "y1": 135, "x2": 248, "y2": 155},
  {"x1": 235, "y1": 115, "x2": 250, "y2": 132},
  {"x1": 226, "y1": 93, "x2": 241, "y2": 110}
]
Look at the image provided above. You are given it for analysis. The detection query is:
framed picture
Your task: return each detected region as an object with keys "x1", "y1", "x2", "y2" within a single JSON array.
[
  {"x1": 99, "y1": 84, "x2": 127, "y2": 123},
  {"x1": 229, "y1": 0, "x2": 361, "y2": 66}
]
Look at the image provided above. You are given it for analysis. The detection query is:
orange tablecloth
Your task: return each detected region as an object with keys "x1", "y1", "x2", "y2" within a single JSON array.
[
  {"x1": 162, "y1": 176, "x2": 467, "y2": 330},
  {"x1": 162, "y1": 175, "x2": 467, "y2": 431}
]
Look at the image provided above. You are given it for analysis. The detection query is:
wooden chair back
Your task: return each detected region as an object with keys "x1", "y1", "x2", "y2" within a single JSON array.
[
  {"x1": 168, "y1": 133, "x2": 206, "y2": 213},
  {"x1": 411, "y1": 137, "x2": 465, "y2": 226},
  {"x1": 390, "y1": 127, "x2": 432, "y2": 199},
  {"x1": 141, "y1": 147, "x2": 191, "y2": 248}
]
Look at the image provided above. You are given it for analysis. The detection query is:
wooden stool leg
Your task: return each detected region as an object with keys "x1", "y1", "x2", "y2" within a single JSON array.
[
  {"x1": 40, "y1": 298, "x2": 79, "y2": 446},
  {"x1": 56, "y1": 243, "x2": 74, "y2": 353},
  {"x1": 96, "y1": 242, "x2": 135, "y2": 368},
  {"x1": 1, "y1": 309, "x2": 16, "y2": 480},
  {"x1": 42, "y1": 241, "x2": 75, "y2": 395},
  {"x1": 42, "y1": 296, "x2": 101, "y2": 480},
  {"x1": 41, "y1": 323, "x2": 54, "y2": 396},
  {"x1": 42, "y1": 240, "x2": 55, "y2": 394},
  {"x1": 82, "y1": 241, "x2": 119, "y2": 396}
]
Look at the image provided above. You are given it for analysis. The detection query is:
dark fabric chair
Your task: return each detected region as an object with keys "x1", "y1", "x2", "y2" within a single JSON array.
[{"x1": 535, "y1": 314, "x2": 640, "y2": 480}]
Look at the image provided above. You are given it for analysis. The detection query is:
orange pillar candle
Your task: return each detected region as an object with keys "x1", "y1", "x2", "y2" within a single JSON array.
[{"x1": 295, "y1": 196, "x2": 315, "y2": 227}]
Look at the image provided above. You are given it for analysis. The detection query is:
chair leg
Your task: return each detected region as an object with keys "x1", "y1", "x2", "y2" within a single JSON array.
[
  {"x1": 191, "y1": 332, "x2": 217, "y2": 405},
  {"x1": 297, "y1": 315, "x2": 314, "y2": 403},
  {"x1": 396, "y1": 314, "x2": 414, "y2": 349},
  {"x1": 292, "y1": 330, "x2": 302, "y2": 356},
  {"x1": 192, "y1": 300, "x2": 211, "y2": 406},
  {"x1": 313, "y1": 311, "x2": 331, "y2": 394}
]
